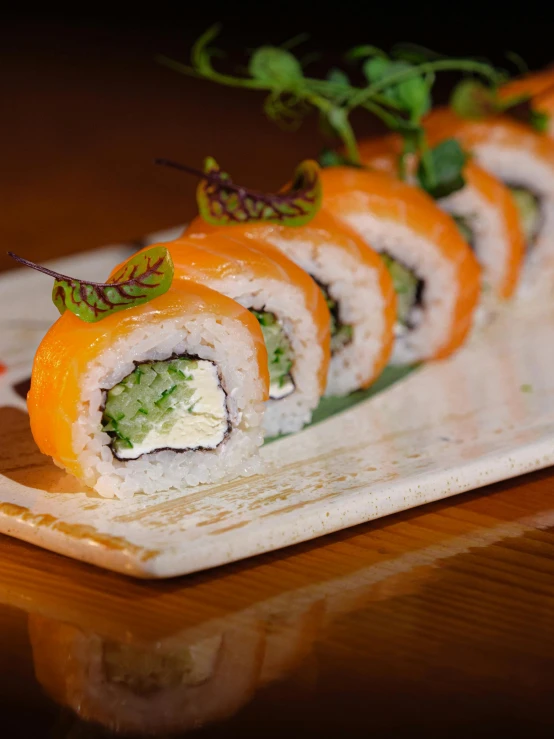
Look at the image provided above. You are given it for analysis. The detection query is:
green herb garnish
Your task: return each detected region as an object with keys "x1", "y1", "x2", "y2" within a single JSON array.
[
  {"x1": 8, "y1": 247, "x2": 174, "y2": 323},
  {"x1": 158, "y1": 25, "x2": 503, "y2": 167},
  {"x1": 155, "y1": 155, "x2": 322, "y2": 227},
  {"x1": 416, "y1": 139, "x2": 469, "y2": 200},
  {"x1": 159, "y1": 27, "x2": 508, "y2": 201}
]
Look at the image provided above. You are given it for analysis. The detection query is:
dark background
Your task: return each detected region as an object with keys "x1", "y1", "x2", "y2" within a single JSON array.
[
  {"x1": 2, "y1": 2, "x2": 554, "y2": 265},
  {"x1": 4, "y1": 2, "x2": 554, "y2": 64}
]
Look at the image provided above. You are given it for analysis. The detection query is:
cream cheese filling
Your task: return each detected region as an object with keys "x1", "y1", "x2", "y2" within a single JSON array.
[{"x1": 103, "y1": 359, "x2": 229, "y2": 460}]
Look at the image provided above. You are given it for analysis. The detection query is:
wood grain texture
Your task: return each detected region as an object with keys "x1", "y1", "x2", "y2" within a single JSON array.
[{"x1": 2, "y1": 21, "x2": 554, "y2": 737}]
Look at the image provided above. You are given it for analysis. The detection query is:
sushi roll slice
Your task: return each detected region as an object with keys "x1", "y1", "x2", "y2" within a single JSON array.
[
  {"x1": 29, "y1": 614, "x2": 265, "y2": 735},
  {"x1": 185, "y1": 211, "x2": 396, "y2": 397},
  {"x1": 28, "y1": 278, "x2": 269, "y2": 498},
  {"x1": 118, "y1": 232, "x2": 331, "y2": 436},
  {"x1": 318, "y1": 167, "x2": 481, "y2": 365},
  {"x1": 425, "y1": 109, "x2": 554, "y2": 294},
  {"x1": 358, "y1": 134, "x2": 524, "y2": 301}
]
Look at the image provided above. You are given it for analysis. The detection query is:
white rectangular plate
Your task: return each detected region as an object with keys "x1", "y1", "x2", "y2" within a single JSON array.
[{"x1": 1, "y1": 239, "x2": 553, "y2": 578}]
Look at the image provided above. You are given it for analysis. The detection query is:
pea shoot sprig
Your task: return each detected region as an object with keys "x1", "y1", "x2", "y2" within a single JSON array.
[
  {"x1": 157, "y1": 26, "x2": 501, "y2": 166},
  {"x1": 340, "y1": 46, "x2": 547, "y2": 196},
  {"x1": 158, "y1": 28, "x2": 544, "y2": 200}
]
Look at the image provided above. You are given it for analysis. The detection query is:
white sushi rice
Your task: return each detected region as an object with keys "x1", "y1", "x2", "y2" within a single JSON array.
[
  {"x1": 72, "y1": 315, "x2": 266, "y2": 499},
  {"x1": 438, "y1": 184, "x2": 509, "y2": 297},
  {"x1": 195, "y1": 272, "x2": 325, "y2": 436},
  {"x1": 470, "y1": 143, "x2": 554, "y2": 297},
  {"x1": 264, "y1": 235, "x2": 388, "y2": 396},
  {"x1": 339, "y1": 213, "x2": 457, "y2": 365}
]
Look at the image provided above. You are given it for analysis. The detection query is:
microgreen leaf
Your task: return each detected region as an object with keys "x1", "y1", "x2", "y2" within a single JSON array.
[
  {"x1": 450, "y1": 79, "x2": 498, "y2": 119},
  {"x1": 363, "y1": 58, "x2": 405, "y2": 106},
  {"x1": 397, "y1": 75, "x2": 432, "y2": 121},
  {"x1": 326, "y1": 67, "x2": 350, "y2": 86},
  {"x1": 156, "y1": 156, "x2": 322, "y2": 226},
  {"x1": 248, "y1": 46, "x2": 304, "y2": 85},
  {"x1": 200, "y1": 157, "x2": 322, "y2": 226},
  {"x1": 363, "y1": 57, "x2": 406, "y2": 85},
  {"x1": 8, "y1": 247, "x2": 174, "y2": 323},
  {"x1": 363, "y1": 58, "x2": 431, "y2": 122},
  {"x1": 416, "y1": 139, "x2": 469, "y2": 199}
]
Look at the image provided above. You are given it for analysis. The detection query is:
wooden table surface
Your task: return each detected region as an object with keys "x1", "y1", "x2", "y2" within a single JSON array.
[{"x1": 2, "y1": 22, "x2": 554, "y2": 739}]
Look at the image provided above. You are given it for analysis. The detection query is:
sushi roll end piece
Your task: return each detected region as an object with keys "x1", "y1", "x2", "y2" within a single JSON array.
[
  {"x1": 114, "y1": 232, "x2": 331, "y2": 436},
  {"x1": 28, "y1": 282, "x2": 269, "y2": 498}
]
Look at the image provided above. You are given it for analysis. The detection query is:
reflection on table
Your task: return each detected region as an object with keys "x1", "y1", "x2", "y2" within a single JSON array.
[{"x1": 4, "y1": 490, "x2": 551, "y2": 735}]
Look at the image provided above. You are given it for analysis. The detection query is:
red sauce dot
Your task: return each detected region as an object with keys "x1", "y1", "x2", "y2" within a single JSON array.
[{"x1": 0, "y1": 363, "x2": 6, "y2": 375}]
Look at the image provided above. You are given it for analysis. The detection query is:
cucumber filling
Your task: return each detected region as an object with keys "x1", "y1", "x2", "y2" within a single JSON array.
[
  {"x1": 316, "y1": 282, "x2": 354, "y2": 354},
  {"x1": 508, "y1": 185, "x2": 543, "y2": 248},
  {"x1": 451, "y1": 213, "x2": 476, "y2": 250},
  {"x1": 101, "y1": 356, "x2": 229, "y2": 460},
  {"x1": 102, "y1": 635, "x2": 222, "y2": 695},
  {"x1": 251, "y1": 310, "x2": 295, "y2": 400},
  {"x1": 381, "y1": 253, "x2": 424, "y2": 336}
]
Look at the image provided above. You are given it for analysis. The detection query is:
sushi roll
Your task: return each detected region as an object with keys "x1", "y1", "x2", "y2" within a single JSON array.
[
  {"x1": 27, "y1": 260, "x2": 269, "y2": 497},
  {"x1": 358, "y1": 134, "x2": 525, "y2": 301},
  {"x1": 185, "y1": 211, "x2": 396, "y2": 397},
  {"x1": 117, "y1": 231, "x2": 331, "y2": 436},
  {"x1": 318, "y1": 167, "x2": 481, "y2": 365},
  {"x1": 29, "y1": 614, "x2": 265, "y2": 735},
  {"x1": 425, "y1": 109, "x2": 554, "y2": 294}
]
